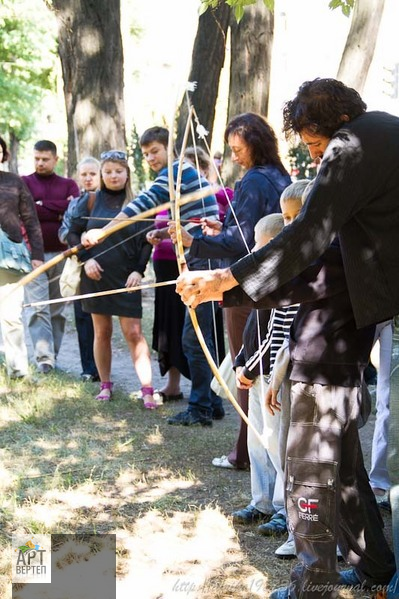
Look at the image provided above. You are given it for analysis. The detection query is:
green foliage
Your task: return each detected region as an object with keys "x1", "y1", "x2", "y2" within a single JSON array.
[
  {"x1": 287, "y1": 143, "x2": 317, "y2": 180},
  {"x1": 0, "y1": 0, "x2": 57, "y2": 143},
  {"x1": 328, "y1": 0, "x2": 354, "y2": 17},
  {"x1": 199, "y1": 0, "x2": 354, "y2": 21},
  {"x1": 127, "y1": 122, "x2": 147, "y2": 191},
  {"x1": 199, "y1": 0, "x2": 274, "y2": 22}
]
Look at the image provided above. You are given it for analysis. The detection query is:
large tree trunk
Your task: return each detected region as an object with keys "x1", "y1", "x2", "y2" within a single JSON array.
[
  {"x1": 50, "y1": 0, "x2": 126, "y2": 175},
  {"x1": 8, "y1": 132, "x2": 20, "y2": 174},
  {"x1": 175, "y1": 3, "x2": 231, "y2": 152},
  {"x1": 224, "y1": 2, "x2": 274, "y2": 185},
  {"x1": 337, "y1": 0, "x2": 385, "y2": 93}
]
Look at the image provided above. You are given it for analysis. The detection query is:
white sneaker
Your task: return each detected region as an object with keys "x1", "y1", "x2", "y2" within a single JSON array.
[
  {"x1": 275, "y1": 537, "x2": 296, "y2": 559},
  {"x1": 212, "y1": 455, "x2": 235, "y2": 469},
  {"x1": 275, "y1": 537, "x2": 343, "y2": 561}
]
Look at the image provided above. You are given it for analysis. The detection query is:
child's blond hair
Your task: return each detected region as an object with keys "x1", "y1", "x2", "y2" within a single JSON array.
[
  {"x1": 280, "y1": 179, "x2": 311, "y2": 206},
  {"x1": 254, "y1": 213, "x2": 284, "y2": 240}
]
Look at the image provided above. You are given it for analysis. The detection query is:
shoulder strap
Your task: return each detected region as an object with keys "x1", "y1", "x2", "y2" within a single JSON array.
[{"x1": 87, "y1": 191, "x2": 97, "y2": 214}]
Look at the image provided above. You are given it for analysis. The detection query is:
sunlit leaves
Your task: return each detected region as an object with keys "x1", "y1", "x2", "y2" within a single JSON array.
[
  {"x1": 199, "y1": 0, "x2": 354, "y2": 21},
  {"x1": 328, "y1": 0, "x2": 354, "y2": 17},
  {"x1": 0, "y1": 0, "x2": 57, "y2": 141},
  {"x1": 199, "y1": 0, "x2": 273, "y2": 22}
]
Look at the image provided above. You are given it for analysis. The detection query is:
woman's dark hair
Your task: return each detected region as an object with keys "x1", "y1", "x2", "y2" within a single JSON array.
[
  {"x1": 224, "y1": 112, "x2": 288, "y2": 173},
  {"x1": 0, "y1": 136, "x2": 10, "y2": 163},
  {"x1": 282, "y1": 78, "x2": 367, "y2": 140}
]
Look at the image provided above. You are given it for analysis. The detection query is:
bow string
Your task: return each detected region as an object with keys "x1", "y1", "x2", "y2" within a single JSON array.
[
  {"x1": 170, "y1": 83, "x2": 267, "y2": 449},
  {"x1": 1, "y1": 187, "x2": 217, "y2": 305}
]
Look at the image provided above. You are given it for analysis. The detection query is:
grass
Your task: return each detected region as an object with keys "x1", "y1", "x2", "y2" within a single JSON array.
[
  {"x1": 0, "y1": 291, "x2": 390, "y2": 598},
  {"x1": 0, "y1": 363, "x2": 250, "y2": 597}
]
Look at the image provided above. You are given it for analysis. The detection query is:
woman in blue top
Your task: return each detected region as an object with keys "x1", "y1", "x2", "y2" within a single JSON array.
[{"x1": 169, "y1": 113, "x2": 291, "y2": 462}]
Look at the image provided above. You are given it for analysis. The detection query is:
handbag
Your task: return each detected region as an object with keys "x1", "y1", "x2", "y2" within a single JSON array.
[
  {"x1": 210, "y1": 352, "x2": 237, "y2": 400},
  {"x1": 59, "y1": 191, "x2": 96, "y2": 298},
  {"x1": 0, "y1": 225, "x2": 32, "y2": 275},
  {"x1": 59, "y1": 255, "x2": 83, "y2": 297}
]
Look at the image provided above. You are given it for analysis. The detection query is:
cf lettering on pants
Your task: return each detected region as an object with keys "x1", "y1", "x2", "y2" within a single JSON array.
[{"x1": 298, "y1": 497, "x2": 319, "y2": 521}]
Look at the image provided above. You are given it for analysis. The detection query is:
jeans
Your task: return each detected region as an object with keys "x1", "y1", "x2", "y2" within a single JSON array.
[
  {"x1": 182, "y1": 302, "x2": 223, "y2": 418},
  {"x1": 0, "y1": 271, "x2": 29, "y2": 377},
  {"x1": 74, "y1": 301, "x2": 97, "y2": 376},
  {"x1": 248, "y1": 376, "x2": 284, "y2": 515},
  {"x1": 286, "y1": 382, "x2": 395, "y2": 599},
  {"x1": 370, "y1": 319, "x2": 393, "y2": 491},
  {"x1": 24, "y1": 252, "x2": 66, "y2": 366}
]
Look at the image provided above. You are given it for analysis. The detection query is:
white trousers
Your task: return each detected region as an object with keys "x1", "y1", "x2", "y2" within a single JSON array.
[{"x1": 248, "y1": 375, "x2": 285, "y2": 514}]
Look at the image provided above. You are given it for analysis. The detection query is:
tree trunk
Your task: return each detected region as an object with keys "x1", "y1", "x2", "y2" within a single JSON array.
[
  {"x1": 175, "y1": 3, "x2": 231, "y2": 152},
  {"x1": 8, "y1": 132, "x2": 20, "y2": 174},
  {"x1": 50, "y1": 0, "x2": 126, "y2": 175},
  {"x1": 224, "y1": 2, "x2": 274, "y2": 185},
  {"x1": 337, "y1": 0, "x2": 386, "y2": 93}
]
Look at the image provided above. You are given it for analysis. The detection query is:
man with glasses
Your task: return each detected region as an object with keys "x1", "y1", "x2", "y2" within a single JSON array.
[
  {"x1": 22, "y1": 140, "x2": 79, "y2": 374},
  {"x1": 175, "y1": 78, "x2": 399, "y2": 598}
]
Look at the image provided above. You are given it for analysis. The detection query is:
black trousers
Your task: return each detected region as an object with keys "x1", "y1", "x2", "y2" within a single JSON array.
[
  {"x1": 74, "y1": 300, "x2": 97, "y2": 377},
  {"x1": 286, "y1": 382, "x2": 395, "y2": 599}
]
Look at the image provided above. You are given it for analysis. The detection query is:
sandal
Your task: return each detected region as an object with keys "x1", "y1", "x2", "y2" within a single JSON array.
[
  {"x1": 96, "y1": 381, "x2": 113, "y2": 401},
  {"x1": 156, "y1": 391, "x2": 184, "y2": 402},
  {"x1": 141, "y1": 386, "x2": 157, "y2": 409}
]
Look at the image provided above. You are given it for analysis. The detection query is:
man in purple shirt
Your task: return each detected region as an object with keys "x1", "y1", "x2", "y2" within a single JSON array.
[{"x1": 22, "y1": 140, "x2": 79, "y2": 373}]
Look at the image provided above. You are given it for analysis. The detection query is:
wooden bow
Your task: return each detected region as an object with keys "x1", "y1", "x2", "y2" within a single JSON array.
[
  {"x1": 170, "y1": 104, "x2": 266, "y2": 448},
  {"x1": 2, "y1": 186, "x2": 218, "y2": 302}
]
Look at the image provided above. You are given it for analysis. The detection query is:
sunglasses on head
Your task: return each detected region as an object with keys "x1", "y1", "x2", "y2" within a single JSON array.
[{"x1": 100, "y1": 150, "x2": 127, "y2": 161}]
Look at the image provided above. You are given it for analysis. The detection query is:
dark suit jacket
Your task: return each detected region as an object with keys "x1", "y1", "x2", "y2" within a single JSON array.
[
  {"x1": 225, "y1": 239, "x2": 375, "y2": 386},
  {"x1": 230, "y1": 111, "x2": 399, "y2": 328}
]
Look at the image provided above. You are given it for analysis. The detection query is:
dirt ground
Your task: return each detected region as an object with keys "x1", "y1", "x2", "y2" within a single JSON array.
[{"x1": 13, "y1": 288, "x2": 392, "y2": 599}]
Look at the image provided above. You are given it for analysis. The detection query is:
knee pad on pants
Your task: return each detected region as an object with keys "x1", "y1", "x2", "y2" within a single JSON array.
[{"x1": 286, "y1": 457, "x2": 338, "y2": 541}]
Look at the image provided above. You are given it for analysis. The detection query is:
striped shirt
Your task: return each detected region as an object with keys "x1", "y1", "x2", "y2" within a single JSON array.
[
  {"x1": 123, "y1": 160, "x2": 218, "y2": 234},
  {"x1": 242, "y1": 304, "x2": 299, "y2": 379},
  {"x1": 123, "y1": 160, "x2": 218, "y2": 269}
]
